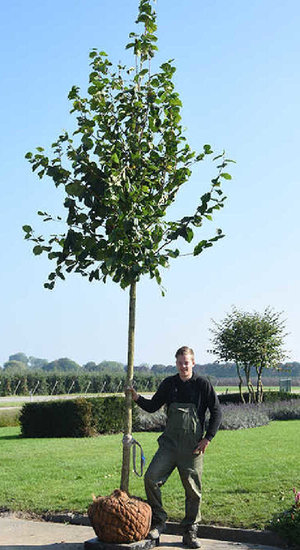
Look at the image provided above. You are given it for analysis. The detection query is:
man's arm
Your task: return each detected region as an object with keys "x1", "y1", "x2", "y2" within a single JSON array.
[{"x1": 126, "y1": 378, "x2": 169, "y2": 413}]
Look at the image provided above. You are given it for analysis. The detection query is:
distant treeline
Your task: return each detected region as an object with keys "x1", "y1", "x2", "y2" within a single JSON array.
[
  {"x1": 0, "y1": 352, "x2": 299, "y2": 397},
  {"x1": 1, "y1": 352, "x2": 300, "y2": 379}
]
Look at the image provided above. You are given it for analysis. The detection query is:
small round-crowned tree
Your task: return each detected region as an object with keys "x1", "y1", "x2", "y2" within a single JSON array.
[{"x1": 209, "y1": 307, "x2": 288, "y2": 403}]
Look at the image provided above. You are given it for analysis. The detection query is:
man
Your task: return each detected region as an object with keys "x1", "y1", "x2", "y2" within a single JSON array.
[{"x1": 129, "y1": 346, "x2": 222, "y2": 548}]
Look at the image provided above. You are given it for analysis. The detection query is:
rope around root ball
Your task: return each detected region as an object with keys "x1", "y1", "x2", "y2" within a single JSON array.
[{"x1": 88, "y1": 489, "x2": 152, "y2": 543}]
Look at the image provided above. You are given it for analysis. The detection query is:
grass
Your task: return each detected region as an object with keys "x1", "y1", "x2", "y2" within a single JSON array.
[
  {"x1": 0, "y1": 402, "x2": 24, "y2": 408},
  {"x1": 0, "y1": 408, "x2": 20, "y2": 427},
  {"x1": 0, "y1": 393, "x2": 114, "y2": 408},
  {"x1": 0, "y1": 420, "x2": 299, "y2": 529}
]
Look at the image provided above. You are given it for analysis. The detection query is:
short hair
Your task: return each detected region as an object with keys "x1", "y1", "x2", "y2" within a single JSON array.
[{"x1": 175, "y1": 346, "x2": 194, "y2": 359}]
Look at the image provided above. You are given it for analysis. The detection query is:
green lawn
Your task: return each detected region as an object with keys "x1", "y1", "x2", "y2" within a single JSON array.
[
  {"x1": 1, "y1": 421, "x2": 299, "y2": 529},
  {"x1": 0, "y1": 402, "x2": 24, "y2": 408}
]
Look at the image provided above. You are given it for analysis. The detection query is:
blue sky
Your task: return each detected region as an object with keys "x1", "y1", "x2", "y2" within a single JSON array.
[{"x1": 1, "y1": 0, "x2": 299, "y2": 367}]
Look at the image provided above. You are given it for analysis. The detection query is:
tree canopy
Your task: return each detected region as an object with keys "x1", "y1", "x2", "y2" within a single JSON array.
[
  {"x1": 9, "y1": 353, "x2": 29, "y2": 365},
  {"x1": 23, "y1": 0, "x2": 232, "y2": 294},
  {"x1": 209, "y1": 306, "x2": 288, "y2": 402},
  {"x1": 3, "y1": 360, "x2": 28, "y2": 374}
]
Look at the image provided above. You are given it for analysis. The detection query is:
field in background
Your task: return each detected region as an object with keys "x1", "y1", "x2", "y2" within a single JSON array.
[{"x1": 216, "y1": 385, "x2": 300, "y2": 393}]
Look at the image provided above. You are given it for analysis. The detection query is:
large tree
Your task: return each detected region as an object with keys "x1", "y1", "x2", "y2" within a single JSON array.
[
  {"x1": 9, "y1": 353, "x2": 29, "y2": 366},
  {"x1": 3, "y1": 360, "x2": 28, "y2": 374},
  {"x1": 43, "y1": 358, "x2": 81, "y2": 372},
  {"x1": 23, "y1": 0, "x2": 232, "y2": 491},
  {"x1": 209, "y1": 307, "x2": 288, "y2": 403}
]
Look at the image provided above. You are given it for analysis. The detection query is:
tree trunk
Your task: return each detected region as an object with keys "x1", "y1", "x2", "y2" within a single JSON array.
[
  {"x1": 256, "y1": 366, "x2": 263, "y2": 403},
  {"x1": 120, "y1": 281, "x2": 136, "y2": 493},
  {"x1": 236, "y1": 364, "x2": 245, "y2": 404},
  {"x1": 244, "y1": 365, "x2": 255, "y2": 403}
]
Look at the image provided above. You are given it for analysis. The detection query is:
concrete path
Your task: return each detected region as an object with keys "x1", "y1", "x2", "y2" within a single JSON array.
[{"x1": 0, "y1": 517, "x2": 286, "y2": 550}]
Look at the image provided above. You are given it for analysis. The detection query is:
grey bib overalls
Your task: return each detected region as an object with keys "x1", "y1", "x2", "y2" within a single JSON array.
[{"x1": 144, "y1": 402, "x2": 204, "y2": 527}]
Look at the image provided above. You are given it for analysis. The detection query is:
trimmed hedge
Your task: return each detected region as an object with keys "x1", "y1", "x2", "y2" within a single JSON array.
[
  {"x1": 218, "y1": 391, "x2": 300, "y2": 404},
  {"x1": 218, "y1": 404, "x2": 270, "y2": 430},
  {"x1": 136, "y1": 400, "x2": 300, "y2": 432},
  {"x1": 19, "y1": 393, "x2": 300, "y2": 437},
  {"x1": 89, "y1": 396, "x2": 138, "y2": 434},
  {"x1": 265, "y1": 399, "x2": 300, "y2": 420},
  {"x1": 20, "y1": 396, "x2": 138, "y2": 438},
  {"x1": 263, "y1": 391, "x2": 300, "y2": 402},
  {"x1": 20, "y1": 398, "x2": 92, "y2": 437}
]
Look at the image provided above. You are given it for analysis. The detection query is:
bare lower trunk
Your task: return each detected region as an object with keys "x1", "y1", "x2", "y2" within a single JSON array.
[
  {"x1": 256, "y1": 366, "x2": 263, "y2": 403},
  {"x1": 236, "y1": 363, "x2": 245, "y2": 403},
  {"x1": 245, "y1": 365, "x2": 255, "y2": 403},
  {"x1": 120, "y1": 282, "x2": 136, "y2": 493}
]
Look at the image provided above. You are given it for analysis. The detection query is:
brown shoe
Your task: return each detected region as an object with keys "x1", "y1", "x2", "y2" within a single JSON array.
[{"x1": 182, "y1": 525, "x2": 201, "y2": 548}]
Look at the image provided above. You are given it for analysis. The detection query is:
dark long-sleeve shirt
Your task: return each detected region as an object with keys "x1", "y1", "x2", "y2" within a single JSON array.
[{"x1": 136, "y1": 372, "x2": 222, "y2": 440}]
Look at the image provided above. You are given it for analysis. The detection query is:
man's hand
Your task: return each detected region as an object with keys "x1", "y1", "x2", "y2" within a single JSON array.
[
  {"x1": 193, "y1": 437, "x2": 210, "y2": 455},
  {"x1": 125, "y1": 386, "x2": 139, "y2": 402}
]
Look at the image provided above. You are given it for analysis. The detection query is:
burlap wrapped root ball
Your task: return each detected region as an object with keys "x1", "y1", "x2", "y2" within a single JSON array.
[{"x1": 88, "y1": 489, "x2": 152, "y2": 543}]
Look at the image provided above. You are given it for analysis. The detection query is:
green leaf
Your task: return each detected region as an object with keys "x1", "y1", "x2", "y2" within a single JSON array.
[
  {"x1": 82, "y1": 135, "x2": 94, "y2": 150},
  {"x1": 111, "y1": 153, "x2": 119, "y2": 165},
  {"x1": 44, "y1": 281, "x2": 55, "y2": 290},
  {"x1": 193, "y1": 241, "x2": 206, "y2": 256},
  {"x1": 213, "y1": 154, "x2": 224, "y2": 161},
  {"x1": 65, "y1": 181, "x2": 83, "y2": 197},
  {"x1": 22, "y1": 225, "x2": 32, "y2": 233},
  {"x1": 180, "y1": 226, "x2": 194, "y2": 243},
  {"x1": 33, "y1": 245, "x2": 43, "y2": 255},
  {"x1": 203, "y1": 144, "x2": 213, "y2": 154},
  {"x1": 165, "y1": 248, "x2": 180, "y2": 258},
  {"x1": 220, "y1": 173, "x2": 232, "y2": 180},
  {"x1": 150, "y1": 78, "x2": 159, "y2": 87}
]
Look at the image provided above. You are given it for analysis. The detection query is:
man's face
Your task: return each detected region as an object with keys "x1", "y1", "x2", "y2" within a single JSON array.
[{"x1": 176, "y1": 353, "x2": 195, "y2": 381}]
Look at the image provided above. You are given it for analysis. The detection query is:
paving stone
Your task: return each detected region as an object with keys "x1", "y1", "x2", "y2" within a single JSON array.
[
  {"x1": 84, "y1": 536, "x2": 158, "y2": 550},
  {"x1": 0, "y1": 516, "x2": 287, "y2": 550}
]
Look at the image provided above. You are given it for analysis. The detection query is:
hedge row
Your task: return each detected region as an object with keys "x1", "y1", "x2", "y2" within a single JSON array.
[
  {"x1": 218, "y1": 391, "x2": 300, "y2": 404},
  {"x1": 20, "y1": 396, "x2": 138, "y2": 437},
  {"x1": 19, "y1": 395, "x2": 300, "y2": 437},
  {"x1": 1, "y1": 372, "x2": 298, "y2": 398},
  {"x1": 0, "y1": 372, "x2": 163, "y2": 397},
  {"x1": 137, "y1": 399, "x2": 300, "y2": 432},
  {"x1": 221, "y1": 399, "x2": 300, "y2": 429}
]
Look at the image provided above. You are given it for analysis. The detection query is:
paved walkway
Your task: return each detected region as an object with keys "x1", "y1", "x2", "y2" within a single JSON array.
[{"x1": 0, "y1": 516, "x2": 286, "y2": 550}]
